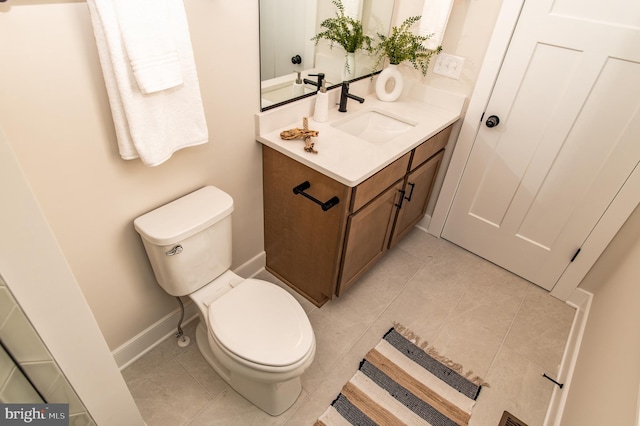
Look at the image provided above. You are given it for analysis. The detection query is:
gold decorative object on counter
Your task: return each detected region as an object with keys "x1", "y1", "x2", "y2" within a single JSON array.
[{"x1": 280, "y1": 117, "x2": 319, "y2": 154}]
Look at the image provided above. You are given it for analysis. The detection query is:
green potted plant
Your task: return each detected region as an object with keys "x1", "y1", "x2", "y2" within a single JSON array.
[
  {"x1": 311, "y1": 0, "x2": 372, "y2": 80},
  {"x1": 372, "y1": 16, "x2": 443, "y2": 101}
]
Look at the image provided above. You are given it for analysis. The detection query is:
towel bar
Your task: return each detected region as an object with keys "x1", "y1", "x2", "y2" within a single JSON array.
[{"x1": 292, "y1": 181, "x2": 339, "y2": 212}]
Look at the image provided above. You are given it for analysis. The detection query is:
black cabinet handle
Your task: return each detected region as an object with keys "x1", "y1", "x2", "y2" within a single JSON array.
[
  {"x1": 395, "y1": 189, "x2": 406, "y2": 208},
  {"x1": 293, "y1": 181, "x2": 339, "y2": 211},
  {"x1": 404, "y1": 182, "x2": 416, "y2": 202}
]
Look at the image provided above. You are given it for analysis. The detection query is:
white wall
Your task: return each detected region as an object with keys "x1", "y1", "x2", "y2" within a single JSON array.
[
  {"x1": 0, "y1": 0, "x2": 262, "y2": 351},
  {"x1": 560, "y1": 204, "x2": 640, "y2": 425}
]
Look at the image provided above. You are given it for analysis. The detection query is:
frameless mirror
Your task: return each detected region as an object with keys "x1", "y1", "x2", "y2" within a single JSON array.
[{"x1": 260, "y1": 0, "x2": 396, "y2": 111}]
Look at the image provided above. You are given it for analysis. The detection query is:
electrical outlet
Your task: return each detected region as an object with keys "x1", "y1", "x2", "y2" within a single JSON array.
[{"x1": 433, "y1": 53, "x2": 465, "y2": 79}]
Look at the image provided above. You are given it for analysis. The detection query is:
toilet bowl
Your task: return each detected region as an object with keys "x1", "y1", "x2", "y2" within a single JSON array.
[
  {"x1": 190, "y1": 271, "x2": 315, "y2": 415},
  {"x1": 134, "y1": 186, "x2": 315, "y2": 415}
]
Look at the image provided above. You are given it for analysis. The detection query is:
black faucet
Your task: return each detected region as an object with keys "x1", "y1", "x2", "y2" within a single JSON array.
[
  {"x1": 303, "y1": 73, "x2": 325, "y2": 92},
  {"x1": 338, "y1": 81, "x2": 365, "y2": 112}
]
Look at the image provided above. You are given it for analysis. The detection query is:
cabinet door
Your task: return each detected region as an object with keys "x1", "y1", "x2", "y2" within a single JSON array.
[
  {"x1": 389, "y1": 150, "x2": 445, "y2": 248},
  {"x1": 337, "y1": 180, "x2": 404, "y2": 295},
  {"x1": 263, "y1": 147, "x2": 350, "y2": 306}
]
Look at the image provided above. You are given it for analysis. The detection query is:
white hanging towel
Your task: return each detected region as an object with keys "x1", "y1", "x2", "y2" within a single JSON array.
[{"x1": 87, "y1": 0, "x2": 208, "y2": 167}]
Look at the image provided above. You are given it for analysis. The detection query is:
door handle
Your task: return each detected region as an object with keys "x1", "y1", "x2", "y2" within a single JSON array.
[{"x1": 485, "y1": 115, "x2": 500, "y2": 128}]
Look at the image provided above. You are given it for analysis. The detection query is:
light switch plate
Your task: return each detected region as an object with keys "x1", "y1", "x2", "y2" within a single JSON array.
[{"x1": 433, "y1": 53, "x2": 465, "y2": 79}]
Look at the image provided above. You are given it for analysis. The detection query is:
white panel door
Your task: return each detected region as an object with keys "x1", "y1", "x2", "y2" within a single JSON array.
[{"x1": 442, "y1": 0, "x2": 640, "y2": 290}]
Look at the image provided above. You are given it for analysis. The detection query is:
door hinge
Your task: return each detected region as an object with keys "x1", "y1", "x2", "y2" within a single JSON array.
[{"x1": 570, "y1": 248, "x2": 581, "y2": 262}]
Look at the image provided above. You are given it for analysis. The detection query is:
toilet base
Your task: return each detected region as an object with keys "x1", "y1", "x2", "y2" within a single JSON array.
[{"x1": 195, "y1": 321, "x2": 303, "y2": 416}]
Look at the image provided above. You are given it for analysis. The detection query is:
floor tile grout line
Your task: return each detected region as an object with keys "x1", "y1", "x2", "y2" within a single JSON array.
[
  {"x1": 184, "y1": 399, "x2": 215, "y2": 426},
  {"x1": 128, "y1": 230, "x2": 573, "y2": 425},
  {"x1": 291, "y1": 235, "x2": 479, "y2": 423},
  {"x1": 286, "y1": 248, "x2": 428, "y2": 425},
  {"x1": 169, "y1": 358, "x2": 218, "y2": 420},
  {"x1": 428, "y1": 237, "x2": 478, "y2": 347},
  {"x1": 332, "y1": 242, "x2": 429, "y2": 363},
  {"x1": 484, "y1": 282, "x2": 532, "y2": 377},
  {"x1": 431, "y1": 283, "x2": 470, "y2": 346},
  {"x1": 512, "y1": 321, "x2": 575, "y2": 377},
  {"x1": 175, "y1": 348, "x2": 229, "y2": 402},
  {"x1": 487, "y1": 284, "x2": 575, "y2": 379},
  {"x1": 283, "y1": 389, "x2": 313, "y2": 425},
  {"x1": 356, "y1": 244, "x2": 429, "y2": 342}
]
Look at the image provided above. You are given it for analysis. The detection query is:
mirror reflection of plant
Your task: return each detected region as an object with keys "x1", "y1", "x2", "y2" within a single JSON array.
[
  {"x1": 372, "y1": 16, "x2": 442, "y2": 76},
  {"x1": 311, "y1": 0, "x2": 372, "y2": 72}
]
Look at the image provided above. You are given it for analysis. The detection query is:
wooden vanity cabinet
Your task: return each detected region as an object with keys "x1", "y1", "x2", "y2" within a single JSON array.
[
  {"x1": 262, "y1": 125, "x2": 453, "y2": 306},
  {"x1": 337, "y1": 154, "x2": 410, "y2": 294},
  {"x1": 389, "y1": 150, "x2": 445, "y2": 248},
  {"x1": 337, "y1": 125, "x2": 451, "y2": 293},
  {"x1": 338, "y1": 183, "x2": 403, "y2": 292},
  {"x1": 388, "y1": 126, "x2": 451, "y2": 247},
  {"x1": 262, "y1": 146, "x2": 351, "y2": 306}
]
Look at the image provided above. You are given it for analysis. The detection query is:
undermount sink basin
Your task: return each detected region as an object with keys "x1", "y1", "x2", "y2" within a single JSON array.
[{"x1": 331, "y1": 109, "x2": 416, "y2": 144}]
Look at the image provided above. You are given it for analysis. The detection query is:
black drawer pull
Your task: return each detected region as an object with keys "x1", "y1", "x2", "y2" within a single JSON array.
[{"x1": 293, "y1": 181, "x2": 340, "y2": 211}]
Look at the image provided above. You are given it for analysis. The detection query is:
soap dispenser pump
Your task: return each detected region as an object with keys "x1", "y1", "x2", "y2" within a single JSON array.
[
  {"x1": 313, "y1": 80, "x2": 329, "y2": 123},
  {"x1": 293, "y1": 71, "x2": 304, "y2": 97}
]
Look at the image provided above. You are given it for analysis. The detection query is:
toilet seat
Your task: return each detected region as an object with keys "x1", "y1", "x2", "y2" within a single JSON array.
[{"x1": 207, "y1": 279, "x2": 313, "y2": 367}]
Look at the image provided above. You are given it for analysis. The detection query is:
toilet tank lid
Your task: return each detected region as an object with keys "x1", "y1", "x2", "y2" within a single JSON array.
[{"x1": 133, "y1": 186, "x2": 234, "y2": 246}]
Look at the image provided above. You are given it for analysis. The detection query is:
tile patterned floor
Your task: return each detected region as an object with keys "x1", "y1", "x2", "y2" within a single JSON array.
[{"x1": 122, "y1": 230, "x2": 576, "y2": 426}]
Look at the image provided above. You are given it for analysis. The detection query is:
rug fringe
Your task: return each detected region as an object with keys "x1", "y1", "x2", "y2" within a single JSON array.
[{"x1": 392, "y1": 321, "x2": 490, "y2": 388}]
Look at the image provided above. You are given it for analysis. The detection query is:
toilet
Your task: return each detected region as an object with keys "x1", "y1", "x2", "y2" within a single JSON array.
[{"x1": 133, "y1": 186, "x2": 315, "y2": 416}]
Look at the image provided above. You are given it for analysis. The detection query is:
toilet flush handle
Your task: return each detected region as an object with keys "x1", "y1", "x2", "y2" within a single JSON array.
[{"x1": 166, "y1": 245, "x2": 183, "y2": 256}]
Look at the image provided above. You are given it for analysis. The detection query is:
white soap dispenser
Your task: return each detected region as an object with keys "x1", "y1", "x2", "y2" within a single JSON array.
[
  {"x1": 293, "y1": 71, "x2": 304, "y2": 97},
  {"x1": 313, "y1": 80, "x2": 329, "y2": 123}
]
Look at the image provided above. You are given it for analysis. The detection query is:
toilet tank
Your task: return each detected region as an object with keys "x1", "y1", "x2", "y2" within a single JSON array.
[{"x1": 134, "y1": 186, "x2": 234, "y2": 296}]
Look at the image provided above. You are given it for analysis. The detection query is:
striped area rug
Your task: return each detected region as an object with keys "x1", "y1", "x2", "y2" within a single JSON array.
[{"x1": 315, "y1": 326, "x2": 487, "y2": 426}]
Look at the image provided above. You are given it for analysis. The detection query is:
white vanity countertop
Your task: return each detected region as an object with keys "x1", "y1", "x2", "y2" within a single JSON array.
[{"x1": 256, "y1": 81, "x2": 466, "y2": 187}]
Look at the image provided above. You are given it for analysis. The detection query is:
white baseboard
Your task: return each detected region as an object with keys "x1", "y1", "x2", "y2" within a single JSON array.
[
  {"x1": 415, "y1": 218, "x2": 591, "y2": 425},
  {"x1": 112, "y1": 301, "x2": 199, "y2": 370},
  {"x1": 415, "y1": 214, "x2": 432, "y2": 234},
  {"x1": 543, "y1": 287, "x2": 593, "y2": 426},
  {"x1": 112, "y1": 251, "x2": 267, "y2": 369},
  {"x1": 233, "y1": 251, "x2": 266, "y2": 279}
]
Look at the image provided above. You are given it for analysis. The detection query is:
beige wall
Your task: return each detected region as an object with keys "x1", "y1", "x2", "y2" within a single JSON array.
[
  {"x1": 0, "y1": 0, "x2": 262, "y2": 350},
  {"x1": 0, "y1": 0, "x2": 503, "y2": 355},
  {"x1": 4, "y1": 2, "x2": 639, "y2": 421},
  {"x1": 561, "y1": 204, "x2": 640, "y2": 425},
  {"x1": 395, "y1": 0, "x2": 504, "y2": 98},
  {"x1": 0, "y1": 133, "x2": 144, "y2": 423}
]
